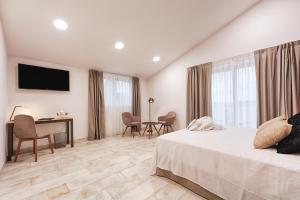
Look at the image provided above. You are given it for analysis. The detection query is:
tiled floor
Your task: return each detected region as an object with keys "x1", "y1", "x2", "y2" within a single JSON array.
[{"x1": 0, "y1": 135, "x2": 205, "y2": 200}]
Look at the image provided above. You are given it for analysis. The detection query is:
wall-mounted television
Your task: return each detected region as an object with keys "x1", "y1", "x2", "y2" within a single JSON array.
[{"x1": 18, "y1": 63, "x2": 70, "y2": 91}]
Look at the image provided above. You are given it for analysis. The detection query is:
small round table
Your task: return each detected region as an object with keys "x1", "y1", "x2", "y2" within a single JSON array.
[{"x1": 142, "y1": 122, "x2": 160, "y2": 138}]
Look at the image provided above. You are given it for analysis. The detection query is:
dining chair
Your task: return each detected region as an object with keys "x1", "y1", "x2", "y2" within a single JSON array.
[
  {"x1": 13, "y1": 115, "x2": 54, "y2": 162},
  {"x1": 121, "y1": 112, "x2": 141, "y2": 138},
  {"x1": 158, "y1": 111, "x2": 176, "y2": 134}
]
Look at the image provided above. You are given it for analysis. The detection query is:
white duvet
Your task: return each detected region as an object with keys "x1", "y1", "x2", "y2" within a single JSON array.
[{"x1": 152, "y1": 128, "x2": 300, "y2": 200}]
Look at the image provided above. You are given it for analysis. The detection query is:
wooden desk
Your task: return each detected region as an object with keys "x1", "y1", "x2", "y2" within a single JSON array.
[{"x1": 6, "y1": 118, "x2": 73, "y2": 161}]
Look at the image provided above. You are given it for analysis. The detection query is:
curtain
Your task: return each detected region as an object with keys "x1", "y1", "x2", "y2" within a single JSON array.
[
  {"x1": 132, "y1": 77, "x2": 141, "y2": 130},
  {"x1": 255, "y1": 40, "x2": 300, "y2": 125},
  {"x1": 132, "y1": 77, "x2": 141, "y2": 116},
  {"x1": 88, "y1": 70, "x2": 105, "y2": 140},
  {"x1": 212, "y1": 53, "x2": 257, "y2": 128},
  {"x1": 104, "y1": 73, "x2": 133, "y2": 136},
  {"x1": 186, "y1": 62, "x2": 212, "y2": 126}
]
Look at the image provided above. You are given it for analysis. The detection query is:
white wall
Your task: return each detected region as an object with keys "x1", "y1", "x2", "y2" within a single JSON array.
[
  {"x1": 0, "y1": 20, "x2": 7, "y2": 169},
  {"x1": 148, "y1": 0, "x2": 300, "y2": 129},
  {"x1": 6, "y1": 56, "x2": 149, "y2": 149},
  {"x1": 7, "y1": 57, "x2": 89, "y2": 148}
]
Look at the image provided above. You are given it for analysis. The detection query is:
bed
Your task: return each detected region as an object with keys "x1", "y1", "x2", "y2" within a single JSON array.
[{"x1": 152, "y1": 128, "x2": 300, "y2": 200}]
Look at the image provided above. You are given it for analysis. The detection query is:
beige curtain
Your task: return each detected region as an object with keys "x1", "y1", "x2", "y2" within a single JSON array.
[
  {"x1": 255, "y1": 40, "x2": 300, "y2": 125},
  {"x1": 88, "y1": 70, "x2": 105, "y2": 140},
  {"x1": 132, "y1": 77, "x2": 141, "y2": 117},
  {"x1": 132, "y1": 77, "x2": 141, "y2": 130},
  {"x1": 186, "y1": 62, "x2": 212, "y2": 126}
]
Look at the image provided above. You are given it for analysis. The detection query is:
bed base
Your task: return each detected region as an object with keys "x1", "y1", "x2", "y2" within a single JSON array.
[{"x1": 156, "y1": 168, "x2": 223, "y2": 200}]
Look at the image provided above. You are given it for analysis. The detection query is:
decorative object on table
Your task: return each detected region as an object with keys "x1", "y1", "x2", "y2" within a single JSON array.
[
  {"x1": 158, "y1": 111, "x2": 176, "y2": 134},
  {"x1": 142, "y1": 121, "x2": 160, "y2": 139},
  {"x1": 57, "y1": 110, "x2": 69, "y2": 119},
  {"x1": 13, "y1": 114, "x2": 54, "y2": 162},
  {"x1": 148, "y1": 97, "x2": 154, "y2": 122},
  {"x1": 53, "y1": 132, "x2": 67, "y2": 148},
  {"x1": 9, "y1": 106, "x2": 23, "y2": 121},
  {"x1": 121, "y1": 112, "x2": 141, "y2": 138}
]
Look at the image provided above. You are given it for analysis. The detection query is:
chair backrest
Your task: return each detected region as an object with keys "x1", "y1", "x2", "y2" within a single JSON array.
[
  {"x1": 122, "y1": 112, "x2": 133, "y2": 126},
  {"x1": 165, "y1": 111, "x2": 176, "y2": 125},
  {"x1": 14, "y1": 115, "x2": 37, "y2": 139}
]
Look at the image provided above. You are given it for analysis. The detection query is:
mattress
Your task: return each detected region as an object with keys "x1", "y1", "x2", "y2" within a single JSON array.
[{"x1": 152, "y1": 128, "x2": 300, "y2": 200}]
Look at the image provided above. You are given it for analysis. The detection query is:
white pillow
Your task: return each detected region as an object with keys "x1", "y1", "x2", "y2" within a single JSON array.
[{"x1": 187, "y1": 119, "x2": 197, "y2": 130}]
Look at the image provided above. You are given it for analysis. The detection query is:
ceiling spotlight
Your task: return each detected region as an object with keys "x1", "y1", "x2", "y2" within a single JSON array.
[
  {"x1": 153, "y1": 56, "x2": 160, "y2": 62},
  {"x1": 115, "y1": 42, "x2": 124, "y2": 50},
  {"x1": 53, "y1": 19, "x2": 68, "y2": 30}
]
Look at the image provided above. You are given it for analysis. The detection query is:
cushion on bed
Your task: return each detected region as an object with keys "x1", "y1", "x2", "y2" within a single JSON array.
[
  {"x1": 288, "y1": 113, "x2": 300, "y2": 126},
  {"x1": 186, "y1": 116, "x2": 222, "y2": 131},
  {"x1": 257, "y1": 115, "x2": 286, "y2": 132},
  {"x1": 254, "y1": 119, "x2": 292, "y2": 149},
  {"x1": 187, "y1": 119, "x2": 197, "y2": 130},
  {"x1": 277, "y1": 125, "x2": 300, "y2": 154}
]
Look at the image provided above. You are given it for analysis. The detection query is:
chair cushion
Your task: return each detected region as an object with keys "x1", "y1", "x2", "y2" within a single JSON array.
[
  {"x1": 37, "y1": 132, "x2": 50, "y2": 138},
  {"x1": 288, "y1": 113, "x2": 300, "y2": 126},
  {"x1": 277, "y1": 125, "x2": 300, "y2": 154},
  {"x1": 254, "y1": 119, "x2": 292, "y2": 149}
]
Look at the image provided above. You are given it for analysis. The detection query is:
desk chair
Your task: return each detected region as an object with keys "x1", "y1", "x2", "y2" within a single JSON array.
[{"x1": 13, "y1": 115, "x2": 54, "y2": 162}]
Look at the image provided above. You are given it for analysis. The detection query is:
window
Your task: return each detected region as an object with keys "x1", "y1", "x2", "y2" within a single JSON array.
[
  {"x1": 212, "y1": 53, "x2": 257, "y2": 128},
  {"x1": 104, "y1": 73, "x2": 132, "y2": 136}
]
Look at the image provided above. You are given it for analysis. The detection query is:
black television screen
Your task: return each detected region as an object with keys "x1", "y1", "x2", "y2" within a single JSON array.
[{"x1": 18, "y1": 64, "x2": 70, "y2": 91}]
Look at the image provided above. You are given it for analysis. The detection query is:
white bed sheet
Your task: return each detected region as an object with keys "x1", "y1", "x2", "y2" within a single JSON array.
[{"x1": 152, "y1": 128, "x2": 300, "y2": 200}]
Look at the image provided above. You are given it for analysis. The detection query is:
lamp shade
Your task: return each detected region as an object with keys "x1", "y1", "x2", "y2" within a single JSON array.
[{"x1": 148, "y1": 98, "x2": 154, "y2": 103}]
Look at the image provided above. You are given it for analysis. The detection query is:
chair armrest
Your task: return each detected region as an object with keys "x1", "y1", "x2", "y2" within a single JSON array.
[
  {"x1": 165, "y1": 116, "x2": 176, "y2": 125},
  {"x1": 132, "y1": 116, "x2": 141, "y2": 122}
]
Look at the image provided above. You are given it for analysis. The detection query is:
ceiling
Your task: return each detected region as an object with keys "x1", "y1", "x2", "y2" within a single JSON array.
[{"x1": 0, "y1": 0, "x2": 259, "y2": 78}]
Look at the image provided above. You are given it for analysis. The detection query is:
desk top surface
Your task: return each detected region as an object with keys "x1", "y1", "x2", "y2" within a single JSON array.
[{"x1": 7, "y1": 117, "x2": 73, "y2": 125}]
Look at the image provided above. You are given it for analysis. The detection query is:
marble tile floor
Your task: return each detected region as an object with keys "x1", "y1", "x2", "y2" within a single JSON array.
[{"x1": 0, "y1": 135, "x2": 206, "y2": 200}]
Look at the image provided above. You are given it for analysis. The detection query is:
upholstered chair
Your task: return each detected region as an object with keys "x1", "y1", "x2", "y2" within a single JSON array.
[
  {"x1": 158, "y1": 111, "x2": 176, "y2": 134},
  {"x1": 13, "y1": 115, "x2": 54, "y2": 162},
  {"x1": 121, "y1": 112, "x2": 141, "y2": 138}
]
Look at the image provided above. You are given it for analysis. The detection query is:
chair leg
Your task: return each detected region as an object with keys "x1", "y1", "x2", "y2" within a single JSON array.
[
  {"x1": 162, "y1": 125, "x2": 165, "y2": 134},
  {"x1": 48, "y1": 136, "x2": 54, "y2": 154},
  {"x1": 33, "y1": 139, "x2": 35, "y2": 154},
  {"x1": 122, "y1": 126, "x2": 129, "y2": 137},
  {"x1": 14, "y1": 139, "x2": 22, "y2": 162},
  {"x1": 131, "y1": 127, "x2": 134, "y2": 138},
  {"x1": 34, "y1": 139, "x2": 37, "y2": 162},
  {"x1": 138, "y1": 126, "x2": 141, "y2": 136},
  {"x1": 167, "y1": 126, "x2": 169, "y2": 133}
]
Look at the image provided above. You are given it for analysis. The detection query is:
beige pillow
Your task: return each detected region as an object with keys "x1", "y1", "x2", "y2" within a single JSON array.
[
  {"x1": 254, "y1": 120, "x2": 292, "y2": 149},
  {"x1": 257, "y1": 115, "x2": 286, "y2": 132}
]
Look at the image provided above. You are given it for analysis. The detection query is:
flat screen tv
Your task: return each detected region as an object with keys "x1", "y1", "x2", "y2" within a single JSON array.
[{"x1": 18, "y1": 64, "x2": 70, "y2": 91}]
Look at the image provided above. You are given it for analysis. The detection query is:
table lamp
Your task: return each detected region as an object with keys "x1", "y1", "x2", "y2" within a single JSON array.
[{"x1": 9, "y1": 106, "x2": 23, "y2": 121}]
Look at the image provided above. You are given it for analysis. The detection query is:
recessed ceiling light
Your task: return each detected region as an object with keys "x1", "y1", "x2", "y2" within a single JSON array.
[
  {"x1": 53, "y1": 19, "x2": 68, "y2": 30},
  {"x1": 115, "y1": 42, "x2": 124, "y2": 50},
  {"x1": 153, "y1": 56, "x2": 160, "y2": 62}
]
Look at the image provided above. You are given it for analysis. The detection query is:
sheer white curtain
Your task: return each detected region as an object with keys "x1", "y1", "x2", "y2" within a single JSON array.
[
  {"x1": 212, "y1": 53, "x2": 257, "y2": 128},
  {"x1": 104, "y1": 73, "x2": 132, "y2": 136}
]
